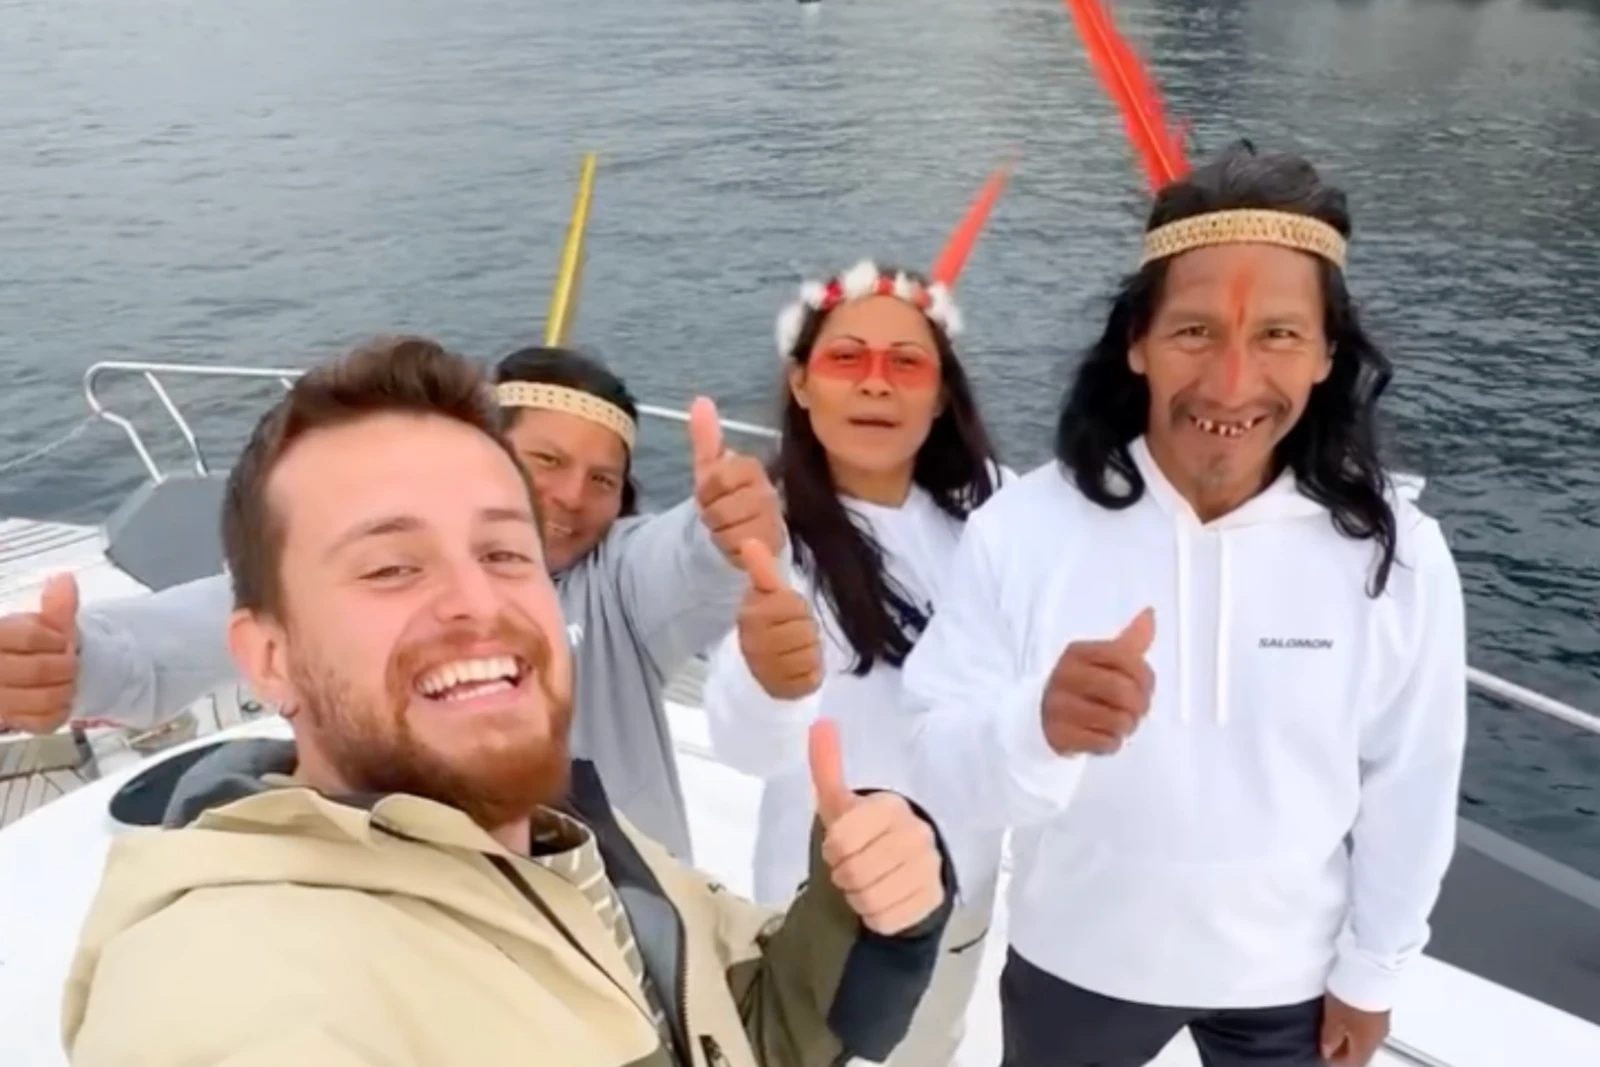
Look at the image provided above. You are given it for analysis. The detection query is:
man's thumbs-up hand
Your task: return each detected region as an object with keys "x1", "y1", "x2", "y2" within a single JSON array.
[
  {"x1": 810, "y1": 719, "x2": 946, "y2": 936},
  {"x1": 737, "y1": 539, "x2": 823, "y2": 700},
  {"x1": 0, "y1": 573, "x2": 82, "y2": 734},
  {"x1": 687, "y1": 397, "x2": 784, "y2": 566},
  {"x1": 1039, "y1": 607, "x2": 1156, "y2": 757}
]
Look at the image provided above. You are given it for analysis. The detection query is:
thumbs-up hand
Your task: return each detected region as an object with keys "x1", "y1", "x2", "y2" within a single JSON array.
[
  {"x1": 1040, "y1": 608, "x2": 1155, "y2": 757},
  {"x1": 0, "y1": 573, "x2": 81, "y2": 734},
  {"x1": 687, "y1": 397, "x2": 784, "y2": 566},
  {"x1": 810, "y1": 719, "x2": 946, "y2": 936},
  {"x1": 737, "y1": 539, "x2": 823, "y2": 700}
]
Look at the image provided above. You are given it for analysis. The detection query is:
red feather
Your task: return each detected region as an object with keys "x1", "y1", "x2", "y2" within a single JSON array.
[
  {"x1": 929, "y1": 159, "x2": 1014, "y2": 289},
  {"x1": 1062, "y1": 0, "x2": 1189, "y2": 191}
]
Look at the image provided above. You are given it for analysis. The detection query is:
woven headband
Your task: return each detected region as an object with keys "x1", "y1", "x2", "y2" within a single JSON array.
[
  {"x1": 1139, "y1": 208, "x2": 1348, "y2": 270},
  {"x1": 494, "y1": 381, "x2": 637, "y2": 450}
]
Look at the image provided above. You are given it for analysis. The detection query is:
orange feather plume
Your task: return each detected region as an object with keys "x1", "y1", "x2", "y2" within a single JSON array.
[
  {"x1": 929, "y1": 159, "x2": 1015, "y2": 288},
  {"x1": 1062, "y1": 0, "x2": 1189, "y2": 191}
]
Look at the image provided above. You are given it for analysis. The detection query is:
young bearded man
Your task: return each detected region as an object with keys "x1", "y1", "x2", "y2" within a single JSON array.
[
  {"x1": 62, "y1": 336, "x2": 954, "y2": 1067},
  {"x1": 0, "y1": 344, "x2": 777, "y2": 861}
]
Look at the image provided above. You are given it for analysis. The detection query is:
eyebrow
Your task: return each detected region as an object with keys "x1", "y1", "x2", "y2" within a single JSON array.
[
  {"x1": 519, "y1": 437, "x2": 625, "y2": 478},
  {"x1": 1160, "y1": 304, "x2": 1314, "y2": 326},
  {"x1": 324, "y1": 507, "x2": 539, "y2": 560},
  {"x1": 829, "y1": 333, "x2": 929, "y2": 348}
]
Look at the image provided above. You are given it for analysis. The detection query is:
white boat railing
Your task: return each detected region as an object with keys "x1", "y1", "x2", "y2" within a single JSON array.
[
  {"x1": 79, "y1": 358, "x2": 779, "y2": 483},
  {"x1": 79, "y1": 357, "x2": 1600, "y2": 740}
]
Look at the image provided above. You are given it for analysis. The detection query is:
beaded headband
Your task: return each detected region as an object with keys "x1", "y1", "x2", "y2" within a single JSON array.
[
  {"x1": 494, "y1": 381, "x2": 637, "y2": 450},
  {"x1": 1139, "y1": 208, "x2": 1348, "y2": 269},
  {"x1": 774, "y1": 162, "x2": 1012, "y2": 359}
]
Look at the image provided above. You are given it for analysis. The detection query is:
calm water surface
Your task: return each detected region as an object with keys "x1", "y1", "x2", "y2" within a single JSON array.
[{"x1": 0, "y1": 0, "x2": 1597, "y2": 871}]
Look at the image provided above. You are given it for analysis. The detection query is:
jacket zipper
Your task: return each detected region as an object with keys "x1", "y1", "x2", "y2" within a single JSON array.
[
  {"x1": 481, "y1": 851, "x2": 664, "y2": 1040},
  {"x1": 377, "y1": 823, "x2": 699, "y2": 1066},
  {"x1": 673, "y1": 908, "x2": 694, "y2": 1064},
  {"x1": 699, "y1": 1035, "x2": 728, "y2": 1066}
]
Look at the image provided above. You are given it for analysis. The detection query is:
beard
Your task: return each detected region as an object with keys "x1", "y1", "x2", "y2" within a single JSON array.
[{"x1": 286, "y1": 612, "x2": 573, "y2": 831}]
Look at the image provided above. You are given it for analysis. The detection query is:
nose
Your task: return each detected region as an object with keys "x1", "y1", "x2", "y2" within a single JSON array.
[
  {"x1": 1204, "y1": 334, "x2": 1262, "y2": 406},
  {"x1": 854, "y1": 364, "x2": 893, "y2": 398},
  {"x1": 538, "y1": 467, "x2": 587, "y2": 514},
  {"x1": 854, "y1": 375, "x2": 893, "y2": 399},
  {"x1": 432, "y1": 557, "x2": 502, "y2": 626},
  {"x1": 847, "y1": 349, "x2": 895, "y2": 397}
]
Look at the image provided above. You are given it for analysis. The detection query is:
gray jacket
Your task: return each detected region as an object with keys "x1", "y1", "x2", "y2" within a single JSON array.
[{"x1": 71, "y1": 497, "x2": 743, "y2": 861}]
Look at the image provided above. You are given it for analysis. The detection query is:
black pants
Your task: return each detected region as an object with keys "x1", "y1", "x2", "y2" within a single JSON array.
[{"x1": 1000, "y1": 950, "x2": 1326, "y2": 1067}]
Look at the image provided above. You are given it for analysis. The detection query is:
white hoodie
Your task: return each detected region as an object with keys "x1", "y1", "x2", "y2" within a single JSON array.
[
  {"x1": 702, "y1": 484, "x2": 1007, "y2": 907},
  {"x1": 901, "y1": 439, "x2": 1467, "y2": 1014}
]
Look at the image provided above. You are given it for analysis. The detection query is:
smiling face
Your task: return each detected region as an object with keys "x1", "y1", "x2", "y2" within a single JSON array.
[
  {"x1": 1131, "y1": 242, "x2": 1333, "y2": 519},
  {"x1": 502, "y1": 407, "x2": 629, "y2": 572},
  {"x1": 788, "y1": 295, "x2": 945, "y2": 503},
  {"x1": 227, "y1": 411, "x2": 575, "y2": 830}
]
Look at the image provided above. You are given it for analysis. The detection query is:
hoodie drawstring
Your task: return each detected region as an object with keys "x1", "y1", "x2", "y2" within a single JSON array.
[
  {"x1": 1174, "y1": 527, "x2": 1194, "y2": 725},
  {"x1": 1172, "y1": 524, "x2": 1232, "y2": 726},
  {"x1": 1215, "y1": 532, "x2": 1231, "y2": 725}
]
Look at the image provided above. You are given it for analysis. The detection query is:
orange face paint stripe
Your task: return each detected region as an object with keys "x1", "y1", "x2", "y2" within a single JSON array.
[{"x1": 1221, "y1": 266, "x2": 1254, "y2": 395}]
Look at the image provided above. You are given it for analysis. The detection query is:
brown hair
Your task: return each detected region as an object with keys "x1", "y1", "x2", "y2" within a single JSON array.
[{"x1": 221, "y1": 335, "x2": 532, "y2": 619}]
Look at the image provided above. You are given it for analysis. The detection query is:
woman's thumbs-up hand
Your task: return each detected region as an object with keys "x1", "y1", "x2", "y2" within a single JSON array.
[{"x1": 736, "y1": 539, "x2": 823, "y2": 700}]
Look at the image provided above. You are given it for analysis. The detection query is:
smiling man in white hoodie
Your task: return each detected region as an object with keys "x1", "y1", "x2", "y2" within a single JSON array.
[{"x1": 901, "y1": 142, "x2": 1468, "y2": 1067}]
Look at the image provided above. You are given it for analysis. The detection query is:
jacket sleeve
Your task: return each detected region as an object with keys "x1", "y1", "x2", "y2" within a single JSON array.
[
  {"x1": 65, "y1": 892, "x2": 413, "y2": 1067},
  {"x1": 697, "y1": 808, "x2": 956, "y2": 1066},
  {"x1": 901, "y1": 511, "x2": 1086, "y2": 838},
  {"x1": 1327, "y1": 518, "x2": 1468, "y2": 1012},
  {"x1": 613, "y1": 497, "x2": 746, "y2": 679},
  {"x1": 70, "y1": 572, "x2": 238, "y2": 730}
]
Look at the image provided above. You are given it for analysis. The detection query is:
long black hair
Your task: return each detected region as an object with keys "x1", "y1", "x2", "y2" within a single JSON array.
[
  {"x1": 777, "y1": 267, "x2": 1002, "y2": 674},
  {"x1": 494, "y1": 345, "x2": 641, "y2": 516},
  {"x1": 1056, "y1": 142, "x2": 1400, "y2": 595}
]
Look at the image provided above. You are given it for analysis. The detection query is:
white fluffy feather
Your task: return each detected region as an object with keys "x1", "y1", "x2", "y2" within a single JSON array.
[
  {"x1": 839, "y1": 260, "x2": 881, "y2": 300},
  {"x1": 774, "y1": 301, "x2": 807, "y2": 358},
  {"x1": 927, "y1": 283, "x2": 964, "y2": 337}
]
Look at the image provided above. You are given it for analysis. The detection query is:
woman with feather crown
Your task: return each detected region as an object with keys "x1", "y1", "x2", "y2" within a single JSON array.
[{"x1": 699, "y1": 164, "x2": 1015, "y2": 1067}]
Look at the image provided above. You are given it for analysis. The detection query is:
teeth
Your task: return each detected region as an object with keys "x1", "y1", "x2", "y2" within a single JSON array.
[
  {"x1": 416, "y1": 656, "x2": 521, "y2": 697},
  {"x1": 548, "y1": 524, "x2": 574, "y2": 538},
  {"x1": 1192, "y1": 415, "x2": 1263, "y2": 438}
]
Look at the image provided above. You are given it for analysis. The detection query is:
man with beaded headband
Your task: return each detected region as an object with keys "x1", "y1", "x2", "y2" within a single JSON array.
[
  {"x1": 0, "y1": 158, "x2": 783, "y2": 863},
  {"x1": 901, "y1": 6, "x2": 1468, "y2": 1066}
]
